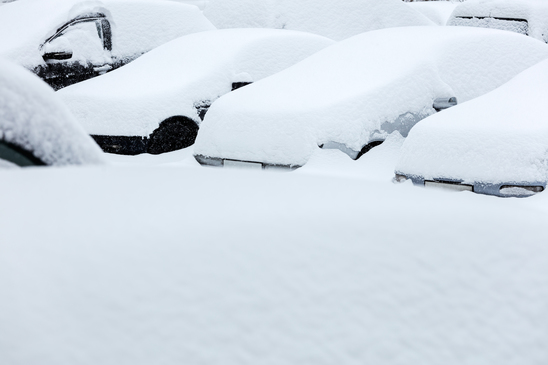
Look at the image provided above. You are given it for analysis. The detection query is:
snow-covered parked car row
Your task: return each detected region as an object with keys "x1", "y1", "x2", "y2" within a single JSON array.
[
  {"x1": 2, "y1": 0, "x2": 548, "y2": 199},
  {"x1": 193, "y1": 27, "x2": 548, "y2": 171},
  {"x1": 57, "y1": 29, "x2": 334, "y2": 155}
]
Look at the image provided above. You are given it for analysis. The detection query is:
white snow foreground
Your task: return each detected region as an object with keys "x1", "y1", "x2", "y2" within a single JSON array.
[
  {"x1": 448, "y1": 0, "x2": 548, "y2": 42},
  {"x1": 0, "y1": 59, "x2": 105, "y2": 165},
  {"x1": 0, "y1": 0, "x2": 214, "y2": 68},
  {"x1": 203, "y1": 0, "x2": 434, "y2": 41},
  {"x1": 396, "y1": 58, "x2": 548, "y2": 188},
  {"x1": 58, "y1": 29, "x2": 334, "y2": 137},
  {"x1": 193, "y1": 26, "x2": 548, "y2": 168},
  {"x1": 0, "y1": 160, "x2": 547, "y2": 364}
]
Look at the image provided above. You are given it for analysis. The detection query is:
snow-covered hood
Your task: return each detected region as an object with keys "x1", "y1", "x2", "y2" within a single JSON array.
[
  {"x1": 396, "y1": 58, "x2": 548, "y2": 187},
  {"x1": 203, "y1": 0, "x2": 434, "y2": 41},
  {"x1": 448, "y1": 0, "x2": 548, "y2": 42},
  {"x1": 193, "y1": 26, "x2": 548, "y2": 168},
  {"x1": 0, "y1": 0, "x2": 214, "y2": 68},
  {"x1": 0, "y1": 58, "x2": 105, "y2": 166},
  {"x1": 57, "y1": 29, "x2": 334, "y2": 137}
]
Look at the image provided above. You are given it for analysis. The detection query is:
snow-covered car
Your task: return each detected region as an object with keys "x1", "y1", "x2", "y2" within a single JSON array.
[
  {"x1": 0, "y1": 0, "x2": 214, "y2": 90},
  {"x1": 57, "y1": 29, "x2": 334, "y2": 155},
  {"x1": 193, "y1": 26, "x2": 548, "y2": 170},
  {"x1": 203, "y1": 0, "x2": 434, "y2": 41},
  {"x1": 407, "y1": 1, "x2": 458, "y2": 26},
  {"x1": 447, "y1": 0, "x2": 548, "y2": 43},
  {"x1": 394, "y1": 58, "x2": 548, "y2": 198},
  {"x1": 0, "y1": 59, "x2": 105, "y2": 167}
]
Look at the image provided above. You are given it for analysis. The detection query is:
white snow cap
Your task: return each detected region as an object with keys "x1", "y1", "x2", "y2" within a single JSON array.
[
  {"x1": 0, "y1": 59, "x2": 105, "y2": 166},
  {"x1": 58, "y1": 29, "x2": 334, "y2": 137},
  {"x1": 193, "y1": 26, "x2": 548, "y2": 168},
  {"x1": 408, "y1": 1, "x2": 459, "y2": 26},
  {"x1": 203, "y1": 0, "x2": 434, "y2": 41},
  {"x1": 396, "y1": 58, "x2": 548, "y2": 186},
  {"x1": 0, "y1": 0, "x2": 214, "y2": 68},
  {"x1": 448, "y1": 0, "x2": 548, "y2": 42},
  {"x1": 105, "y1": 0, "x2": 215, "y2": 62}
]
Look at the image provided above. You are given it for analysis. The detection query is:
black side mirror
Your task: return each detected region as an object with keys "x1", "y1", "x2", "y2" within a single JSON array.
[{"x1": 42, "y1": 51, "x2": 73, "y2": 61}]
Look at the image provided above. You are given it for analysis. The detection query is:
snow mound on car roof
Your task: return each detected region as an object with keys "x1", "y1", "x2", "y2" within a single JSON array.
[
  {"x1": 105, "y1": 0, "x2": 215, "y2": 62},
  {"x1": 193, "y1": 27, "x2": 548, "y2": 167},
  {"x1": 408, "y1": 1, "x2": 458, "y2": 25},
  {"x1": 0, "y1": 0, "x2": 214, "y2": 68},
  {"x1": 448, "y1": 0, "x2": 548, "y2": 42},
  {"x1": 57, "y1": 29, "x2": 334, "y2": 137},
  {"x1": 396, "y1": 58, "x2": 548, "y2": 185},
  {"x1": 203, "y1": 0, "x2": 434, "y2": 41},
  {"x1": 0, "y1": 59, "x2": 105, "y2": 165}
]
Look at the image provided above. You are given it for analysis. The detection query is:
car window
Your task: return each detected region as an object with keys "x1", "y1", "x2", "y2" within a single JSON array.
[
  {"x1": 452, "y1": 17, "x2": 529, "y2": 36},
  {"x1": 43, "y1": 20, "x2": 107, "y2": 64}
]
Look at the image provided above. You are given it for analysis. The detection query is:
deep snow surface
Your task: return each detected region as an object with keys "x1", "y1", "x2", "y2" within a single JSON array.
[{"x1": 1, "y1": 141, "x2": 547, "y2": 365}]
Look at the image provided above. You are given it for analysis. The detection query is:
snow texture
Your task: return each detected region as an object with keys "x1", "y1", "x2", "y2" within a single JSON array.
[
  {"x1": 396, "y1": 58, "x2": 548, "y2": 185},
  {"x1": 1, "y1": 147, "x2": 548, "y2": 364},
  {"x1": 193, "y1": 26, "x2": 548, "y2": 167},
  {"x1": 448, "y1": 0, "x2": 548, "y2": 43},
  {"x1": 0, "y1": 59, "x2": 105, "y2": 165},
  {"x1": 105, "y1": 0, "x2": 215, "y2": 63},
  {"x1": 407, "y1": 1, "x2": 459, "y2": 25},
  {"x1": 57, "y1": 29, "x2": 334, "y2": 137},
  {"x1": 0, "y1": 0, "x2": 215, "y2": 69},
  {"x1": 169, "y1": 0, "x2": 209, "y2": 10},
  {"x1": 203, "y1": 0, "x2": 434, "y2": 41}
]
